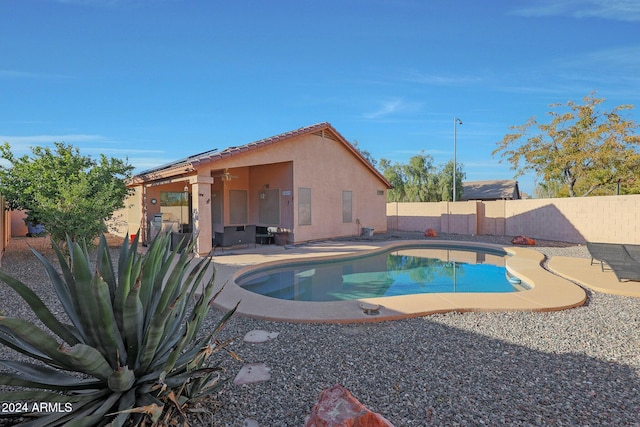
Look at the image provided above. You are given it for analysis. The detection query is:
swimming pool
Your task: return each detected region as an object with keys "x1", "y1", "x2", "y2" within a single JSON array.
[{"x1": 236, "y1": 245, "x2": 529, "y2": 302}]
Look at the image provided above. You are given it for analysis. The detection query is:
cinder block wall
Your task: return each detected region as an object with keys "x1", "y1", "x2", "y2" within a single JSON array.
[{"x1": 387, "y1": 195, "x2": 640, "y2": 244}]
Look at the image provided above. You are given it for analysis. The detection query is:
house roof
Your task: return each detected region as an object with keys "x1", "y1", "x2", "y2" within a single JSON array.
[
  {"x1": 131, "y1": 122, "x2": 391, "y2": 188},
  {"x1": 462, "y1": 180, "x2": 520, "y2": 200}
]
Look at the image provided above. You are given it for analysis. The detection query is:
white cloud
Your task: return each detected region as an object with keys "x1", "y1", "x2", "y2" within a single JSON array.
[
  {"x1": 510, "y1": 0, "x2": 640, "y2": 22},
  {"x1": 0, "y1": 134, "x2": 167, "y2": 167},
  {"x1": 363, "y1": 99, "x2": 422, "y2": 120},
  {"x1": 400, "y1": 72, "x2": 482, "y2": 86},
  {"x1": 0, "y1": 134, "x2": 107, "y2": 151}
]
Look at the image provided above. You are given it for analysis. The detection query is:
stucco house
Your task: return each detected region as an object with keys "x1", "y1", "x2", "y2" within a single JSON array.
[{"x1": 126, "y1": 123, "x2": 392, "y2": 256}]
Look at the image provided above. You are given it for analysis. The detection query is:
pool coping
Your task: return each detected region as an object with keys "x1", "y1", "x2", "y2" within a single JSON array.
[{"x1": 209, "y1": 240, "x2": 588, "y2": 323}]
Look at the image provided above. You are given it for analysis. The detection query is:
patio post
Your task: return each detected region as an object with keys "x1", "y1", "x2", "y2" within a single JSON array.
[{"x1": 190, "y1": 176, "x2": 214, "y2": 256}]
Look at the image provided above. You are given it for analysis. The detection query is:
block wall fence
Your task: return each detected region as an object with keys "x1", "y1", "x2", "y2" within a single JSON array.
[{"x1": 386, "y1": 194, "x2": 640, "y2": 244}]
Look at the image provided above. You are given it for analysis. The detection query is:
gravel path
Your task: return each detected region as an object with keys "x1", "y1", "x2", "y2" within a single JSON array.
[{"x1": 1, "y1": 234, "x2": 639, "y2": 426}]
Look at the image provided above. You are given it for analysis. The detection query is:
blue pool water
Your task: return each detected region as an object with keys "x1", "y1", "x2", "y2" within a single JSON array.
[{"x1": 236, "y1": 245, "x2": 528, "y2": 302}]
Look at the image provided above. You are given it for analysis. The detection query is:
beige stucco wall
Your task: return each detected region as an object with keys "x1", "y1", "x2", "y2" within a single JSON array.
[
  {"x1": 108, "y1": 186, "x2": 143, "y2": 238},
  {"x1": 286, "y1": 134, "x2": 388, "y2": 242},
  {"x1": 387, "y1": 194, "x2": 640, "y2": 244}
]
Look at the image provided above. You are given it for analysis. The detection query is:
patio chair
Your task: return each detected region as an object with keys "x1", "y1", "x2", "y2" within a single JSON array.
[
  {"x1": 623, "y1": 244, "x2": 640, "y2": 263},
  {"x1": 586, "y1": 242, "x2": 640, "y2": 282}
]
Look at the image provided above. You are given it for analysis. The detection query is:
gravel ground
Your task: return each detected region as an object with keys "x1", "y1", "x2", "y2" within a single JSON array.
[{"x1": 1, "y1": 233, "x2": 639, "y2": 426}]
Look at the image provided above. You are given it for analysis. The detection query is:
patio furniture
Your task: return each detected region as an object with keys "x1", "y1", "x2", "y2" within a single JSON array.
[
  {"x1": 623, "y1": 244, "x2": 640, "y2": 263},
  {"x1": 256, "y1": 226, "x2": 275, "y2": 245},
  {"x1": 586, "y1": 242, "x2": 640, "y2": 282},
  {"x1": 213, "y1": 225, "x2": 256, "y2": 252}
]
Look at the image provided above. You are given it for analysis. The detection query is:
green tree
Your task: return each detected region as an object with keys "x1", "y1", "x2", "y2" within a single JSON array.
[
  {"x1": 439, "y1": 160, "x2": 465, "y2": 202},
  {"x1": 351, "y1": 139, "x2": 378, "y2": 168},
  {"x1": 379, "y1": 158, "x2": 406, "y2": 202},
  {"x1": 493, "y1": 93, "x2": 640, "y2": 197},
  {"x1": 380, "y1": 153, "x2": 464, "y2": 202},
  {"x1": 0, "y1": 142, "x2": 134, "y2": 245}
]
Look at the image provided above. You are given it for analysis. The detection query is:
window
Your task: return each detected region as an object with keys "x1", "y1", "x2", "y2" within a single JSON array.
[
  {"x1": 342, "y1": 191, "x2": 352, "y2": 223},
  {"x1": 298, "y1": 187, "x2": 312, "y2": 226}
]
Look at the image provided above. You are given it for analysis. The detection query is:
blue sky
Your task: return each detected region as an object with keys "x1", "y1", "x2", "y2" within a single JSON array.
[{"x1": 1, "y1": 0, "x2": 639, "y2": 197}]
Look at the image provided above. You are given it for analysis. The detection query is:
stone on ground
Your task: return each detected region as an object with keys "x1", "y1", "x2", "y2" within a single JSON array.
[
  {"x1": 304, "y1": 384, "x2": 395, "y2": 427},
  {"x1": 233, "y1": 363, "x2": 272, "y2": 385},
  {"x1": 243, "y1": 330, "x2": 280, "y2": 343}
]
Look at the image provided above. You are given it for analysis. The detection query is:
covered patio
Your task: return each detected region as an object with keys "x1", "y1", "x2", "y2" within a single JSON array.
[{"x1": 126, "y1": 123, "x2": 391, "y2": 256}]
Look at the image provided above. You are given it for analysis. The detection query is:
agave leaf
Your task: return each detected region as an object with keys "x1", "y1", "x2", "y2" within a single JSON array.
[
  {"x1": 62, "y1": 391, "x2": 123, "y2": 427},
  {"x1": 122, "y1": 281, "x2": 143, "y2": 369},
  {"x1": 0, "y1": 270, "x2": 79, "y2": 345},
  {"x1": 0, "y1": 392, "x2": 111, "y2": 427},
  {"x1": 108, "y1": 365, "x2": 136, "y2": 392},
  {"x1": 0, "y1": 328, "x2": 53, "y2": 365},
  {"x1": 0, "y1": 390, "x2": 89, "y2": 404},
  {"x1": 137, "y1": 302, "x2": 174, "y2": 372},
  {"x1": 163, "y1": 366, "x2": 222, "y2": 390},
  {"x1": 139, "y1": 233, "x2": 170, "y2": 321},
  {"x1": 50, "y1": 241, "x2": 105, "y2": 350},
  {"x1": 89, "y1": 273, "x2": 126, "y2": 367},
  {"x1": 95, "y1": 234, "x2": 117, "y2": 300},
  {"x1": 152, "y1": 260, "x2": 214, "y2": 362},
  {"x1": 58, "y1": 343, "x2": 113, "y2": 381},
  {"x1": 0, "y1": 317, "x2": 69, "y2": 367},
  {"x1": 151, "y1": 249, "x2": 192, "y2": 318},
  {"x1": 167, "y1": 293, "x2": 236, "y2": 373},
  {"x1": 70, "y1": 239, "x2": 93, "y2": 288},
  {"x1": 0, "y1": 360, "x2": 102, "y2": 389},
  {"x1": 107, "y1": 402, "x2": 163, "y2": 425},
  {"x1": 109, "y1": 388, "x2": 137, "y2": 427},
  {"x1": 188, "y1": 376, "x2": 230, "y2": 402},
  {"x1": 0, "y1": 372, "x2": 100, "y2": 391},
  {"x1": 150, "y1": 306, "x2": 186, "y2": 362},
  {"x1": 114, "y1": 247, "x2": 143, "y2": 332},
  {"x1": 117, "y1": 232, "x2": 132, "y2": 279},
  {"x1": 172, "y1": 303, "x2": 239, "y2": 371},
  {"x1": 170, "y1": 282, "x2": 219, "y2": 362},
  {"x1": 31, "y1": 247, "x2": 88, "y2": 343},
  {"x1": 13, "y1": 412, "x2": 72, "y2": 427},
  {"x1": 63, "y1": 244, "x2": 115, "y2": 354}
]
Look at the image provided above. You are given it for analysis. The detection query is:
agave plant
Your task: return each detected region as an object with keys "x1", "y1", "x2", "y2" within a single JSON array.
[{"x1": 0, "y1": 232, "x2": 237, "y2": 426}]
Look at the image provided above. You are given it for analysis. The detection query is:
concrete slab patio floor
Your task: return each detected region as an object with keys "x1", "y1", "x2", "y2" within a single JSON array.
[
  {"x1": 548, "y1": 256, "x2": 640, "y2": 298},
  {"x1": 208, "y1": 240, "x2": 593, "y2": 323}
]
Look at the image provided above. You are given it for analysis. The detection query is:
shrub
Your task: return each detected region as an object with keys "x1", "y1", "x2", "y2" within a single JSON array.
[
  {"x1": 0, "y1": 233, "x2": 237, "y2": 426},
  {"x1": 0, "y1": 142, "x2": 134, "y2": 247}
]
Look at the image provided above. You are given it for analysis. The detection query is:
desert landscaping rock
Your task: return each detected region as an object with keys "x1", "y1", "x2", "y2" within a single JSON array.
[
  {"x1": 233, "y1": 363, "x2": 272, "y2": 385},
  {"x1": 243, "y1": 330, "x2": 280, "y2": 343},
  {"x1": 304, "y1": 384, "x2": 395, "y2": 427},
  {"x1": 1, "y1": 233, "x2": 639, "y2": 426}
]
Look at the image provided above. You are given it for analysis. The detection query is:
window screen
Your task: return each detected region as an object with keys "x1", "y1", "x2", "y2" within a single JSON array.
[
  {"x1": 298, "y1": 187, "x2": 312, "y2": 226},
  {"x1": 342, "y1": 191, "x2": 352, "y2": 223},
  {"x1": 258, "y1": 188, "x2": 280, "y2": 225},
  {"x1": 229, "y1": 190, "x2": 248, "y2": 224}
]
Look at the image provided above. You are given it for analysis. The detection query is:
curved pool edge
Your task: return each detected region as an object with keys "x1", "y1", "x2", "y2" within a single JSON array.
[{"x1": 210, "y1": 240, "x2": 588, "y2": 323}]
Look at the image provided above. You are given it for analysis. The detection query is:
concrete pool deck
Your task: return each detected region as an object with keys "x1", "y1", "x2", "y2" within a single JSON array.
[{"x1": 206, "y1": 239, "x2": 637, "y2": 323}]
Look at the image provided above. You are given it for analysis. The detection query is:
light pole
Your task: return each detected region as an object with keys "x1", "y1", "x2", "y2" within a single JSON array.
[{"x1": 453, "y1": 117, "x2": 463, "y2": 202}]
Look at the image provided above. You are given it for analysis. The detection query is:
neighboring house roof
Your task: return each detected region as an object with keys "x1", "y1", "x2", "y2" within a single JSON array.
[
  {"x1": 461, "y1": 180, "x2": 520, "y2": 200},
  {"x1": 131, "y1": 122, "x2": 391, "y2": 188}
]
